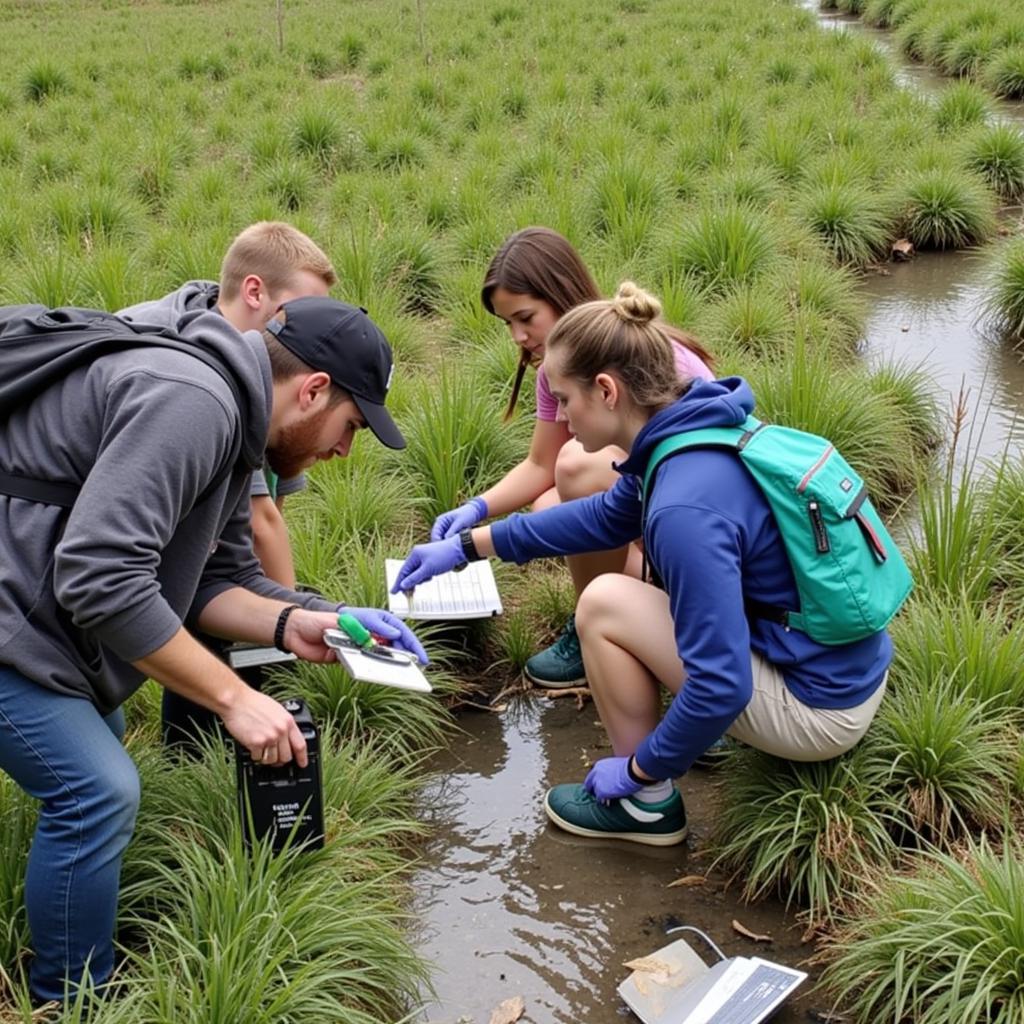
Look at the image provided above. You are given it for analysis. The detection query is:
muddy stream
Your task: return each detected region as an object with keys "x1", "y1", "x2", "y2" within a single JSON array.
[{"x1": 410, "y1": 9, "x2": 1024, "y2": 1023}]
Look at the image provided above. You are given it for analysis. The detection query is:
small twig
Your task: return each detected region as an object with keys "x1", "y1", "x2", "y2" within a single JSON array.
[
  {"x1": 276, "y1": 0, "x2": 284, "y2": 53},
  {"x1": 490, "y1": 680, "x2": 527, "y2": 706},
  {"x1": 541, "y1": 686, "x2": 592, "y2": 709},
  {"x1": 450, "y1": 697, "x2": 504, "y2": 713}
]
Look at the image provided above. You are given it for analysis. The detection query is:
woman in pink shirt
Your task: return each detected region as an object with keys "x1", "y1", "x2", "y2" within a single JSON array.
[{"x1": 430, "y1": 227, "x2": 715, "y2": 686}]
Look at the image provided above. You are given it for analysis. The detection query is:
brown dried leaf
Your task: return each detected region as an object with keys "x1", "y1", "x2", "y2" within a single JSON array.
[
  {"x1": 891, "y1": 238, "x2": 914, "y2": 260},
  {"x1": 487, "y1": 995, "x2": 525, "y2": 1024},
  {"x1": 666, "y1": 874, "x2": 706, "y2": 888},
  {"x1": 732, "y1": 919, "x2": 772, "y2": 943},
  {"x1": 622, "y1": 955, "x2": 676, "y2": 975}
]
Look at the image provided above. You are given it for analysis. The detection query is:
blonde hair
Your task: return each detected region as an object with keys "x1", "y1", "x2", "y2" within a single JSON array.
[
  {"x1": 219, "y1": 221, "x2": 337, "y2": 301},
  {"x1": 545, "y1": 281, "x2": 692, "y2": 410}
]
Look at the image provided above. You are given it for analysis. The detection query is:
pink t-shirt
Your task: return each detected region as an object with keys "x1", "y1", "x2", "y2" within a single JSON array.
[{"x1": 535, "y1": 341, "x2": 714, "y2": 422}]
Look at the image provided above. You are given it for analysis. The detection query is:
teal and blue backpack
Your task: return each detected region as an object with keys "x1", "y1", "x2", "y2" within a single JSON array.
[{"x1": 641, "y1": 415, "x2": 913, "y2": 645}]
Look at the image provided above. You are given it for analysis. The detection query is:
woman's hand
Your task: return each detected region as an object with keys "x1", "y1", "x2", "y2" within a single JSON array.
[
  {"x1": 340, "y1": 606, "x2": 429, "y2": 664},
  {"x1": 583, "y1": 756, "x2": 645, "y2": 801},
  {"x1": 430, "y1": 497, "x2": 487, "y2": 541},
  {"x1": 391, "y1": 535, "x2": 467, "y2": 593}
]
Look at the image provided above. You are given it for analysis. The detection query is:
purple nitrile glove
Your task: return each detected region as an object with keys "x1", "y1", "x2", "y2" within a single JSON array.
[
  {"x1": 338, "y1": 606, "x2": 429, "y2": 665},
  {"x1": 583, "y1": 756, "x2": 645, "y2": 802},
  {"x1": 391, "y1": 535, "x2": 467, "y2": 594},
  {"x1": 430, "y1": 496, "x2": 488, "y2": 542}
]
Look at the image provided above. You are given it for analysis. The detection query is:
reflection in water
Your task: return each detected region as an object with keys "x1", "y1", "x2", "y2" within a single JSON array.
[
  {"x1": 412, "y1": 701, "x2": 810, "y2": 1024},
  {"x1": 861, "y1": 251, "x2": 1024, "y2": 465},
  {"x1": 413, "y1": 701, "x2": 617, "y2": 1023}
]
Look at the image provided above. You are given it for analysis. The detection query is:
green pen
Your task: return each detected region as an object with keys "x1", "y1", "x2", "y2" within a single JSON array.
[{"x1": 337, "y1": 612, "x2": 375, "y2": 649}]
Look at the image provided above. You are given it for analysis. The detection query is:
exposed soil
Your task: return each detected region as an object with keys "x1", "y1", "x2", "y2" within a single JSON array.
[{"x1": 412, "y1": 698, "x2": 828, "y2": 1024}]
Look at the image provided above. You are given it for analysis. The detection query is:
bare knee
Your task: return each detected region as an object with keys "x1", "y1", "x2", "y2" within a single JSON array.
[
  {"x1": 531, "y1": 486, "x2": 560, "y2": 513},
  {"x1": 576, "y1": 574, "x2": 624, "y2": 639},
  {"x1": 554, "y1": 441, "x2": 621, "y2": 502}
]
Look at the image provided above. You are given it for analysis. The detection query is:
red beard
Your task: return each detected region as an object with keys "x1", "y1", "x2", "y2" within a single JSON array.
[{"x1": 264, "y1": 407, "x2": 331, "y2": 479}]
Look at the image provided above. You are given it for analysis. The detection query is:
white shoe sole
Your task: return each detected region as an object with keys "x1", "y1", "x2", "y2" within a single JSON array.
[{"x1": 525, "y1": 667, "x2": 587, "y2": 689}]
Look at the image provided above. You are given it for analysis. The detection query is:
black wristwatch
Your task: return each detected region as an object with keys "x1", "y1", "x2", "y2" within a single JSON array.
[{"x1": 458, "y1": 527, "x2": 483, "y2": 563}]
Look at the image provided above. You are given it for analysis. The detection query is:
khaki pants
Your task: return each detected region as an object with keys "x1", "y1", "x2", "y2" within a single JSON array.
[{"x1": 725, "y1": 655, "x2": 887, "y2": 761}]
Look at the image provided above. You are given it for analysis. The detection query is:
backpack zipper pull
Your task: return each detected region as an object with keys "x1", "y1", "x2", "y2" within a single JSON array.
[{"x1": 808, "y1": 500, "x2": 830, "y2": 554}]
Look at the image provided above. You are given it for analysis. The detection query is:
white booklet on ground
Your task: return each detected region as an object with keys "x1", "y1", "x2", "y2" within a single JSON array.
[
  {"x1": 617, "y1": 937, "x2": 807, "y2": 1024},
  {"x1": 385, "y1": 558, "x2": 503, "y2": 620}
]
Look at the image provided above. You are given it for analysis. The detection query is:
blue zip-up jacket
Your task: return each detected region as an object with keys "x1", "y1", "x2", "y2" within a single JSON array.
[{"x1": 490, "y1": 377, "x2": 892, "y2": 779}]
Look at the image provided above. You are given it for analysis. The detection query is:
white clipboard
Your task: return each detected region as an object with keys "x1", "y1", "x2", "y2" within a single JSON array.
[{"x1": 323, "y1": 629, "x2": 432, "y2": 693}]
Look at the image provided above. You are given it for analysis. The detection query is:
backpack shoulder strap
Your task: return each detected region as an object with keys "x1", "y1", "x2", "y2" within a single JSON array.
[
  {"x1": 641, "y1": 416, "x2": 762, "y2": 496},
  {"x1": 638, "y1": 415, "x2": 762, "y2": 588}
]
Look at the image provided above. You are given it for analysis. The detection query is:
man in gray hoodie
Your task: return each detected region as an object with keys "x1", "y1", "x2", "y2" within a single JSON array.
[
  {"x1": 117, "y1": 220, "x2": 338, "y2": 746},
  {"x1": 118, "y1": 220, "x2": 337, "y2": 590},
  {"x1": 0, "y1": 295, "x2": 424, "y2": 1006}
]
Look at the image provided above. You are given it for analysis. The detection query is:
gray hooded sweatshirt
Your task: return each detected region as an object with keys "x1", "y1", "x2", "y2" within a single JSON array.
[
  {"x1": 0, "y1": 297, "x2": 333, "y2": 714},
  {"x1": 118, "y1": 281, "x2": 307, "y2": 499}
]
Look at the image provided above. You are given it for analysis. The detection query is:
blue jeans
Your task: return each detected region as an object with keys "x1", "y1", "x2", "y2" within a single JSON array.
[{"x1": 0, "y1": 665, "x2": 139, "y2": 1003}]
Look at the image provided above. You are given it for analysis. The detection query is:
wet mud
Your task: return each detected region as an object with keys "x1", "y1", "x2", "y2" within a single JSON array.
[{"x1": 412, "y1": 698, "x2": 821, "y2": 1024}]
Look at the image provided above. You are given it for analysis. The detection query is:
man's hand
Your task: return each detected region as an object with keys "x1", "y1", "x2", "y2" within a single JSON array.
[
  {"x1": 283, "y1": 607, "x2": 429, "y2": 665},
  {"x1": 282, "y1": 609, "x2": 348, "y2": 661},
  {"x1": 220, "y1": 686, "x2": 308, "y2": 767}
]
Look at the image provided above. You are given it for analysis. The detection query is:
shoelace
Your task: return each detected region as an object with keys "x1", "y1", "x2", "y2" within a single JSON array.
[{"x1": 552, "y1": 616, "x2": 581, "y2": 661}]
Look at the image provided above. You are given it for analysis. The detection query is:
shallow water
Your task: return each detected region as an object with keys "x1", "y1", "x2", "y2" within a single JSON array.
[
  {"x1": 410, "y1": 9, "x2": 1024, "y2": 1024},
  {"x1": 412, "y1": 699, "x2": 818, "y2": 1024},
  {"x1": 861, "y1": 251, "x2": 1024, "y2": 466}
]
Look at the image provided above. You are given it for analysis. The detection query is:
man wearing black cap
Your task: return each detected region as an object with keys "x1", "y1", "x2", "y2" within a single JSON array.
[{"x1": 0, "y1": 295, "x2": 423, "y2": 1008}]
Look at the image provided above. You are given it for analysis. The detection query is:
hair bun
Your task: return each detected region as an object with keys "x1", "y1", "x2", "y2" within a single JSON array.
[{"x1": 612, "y1": 281, "x2": 662, "y2": 325}]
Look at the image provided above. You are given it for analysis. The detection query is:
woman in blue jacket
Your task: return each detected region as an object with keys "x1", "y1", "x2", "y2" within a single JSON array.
[{"x1": 394, "y1": 282, "x2": 891, "y2": 846}]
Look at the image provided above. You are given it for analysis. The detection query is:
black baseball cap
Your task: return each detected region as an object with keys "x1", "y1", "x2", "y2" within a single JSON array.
[{"x1": 265, "y1": 296, "x2": 405, "y2": 450}]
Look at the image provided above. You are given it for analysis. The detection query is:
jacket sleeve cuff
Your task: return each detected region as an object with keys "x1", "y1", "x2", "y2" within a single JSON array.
[
  {"x1": 489, "y1": 519, "x2": 523, "y2": 564},
  {"x1": 634, "y1": 736, "x2": 678, "y2": 781}
]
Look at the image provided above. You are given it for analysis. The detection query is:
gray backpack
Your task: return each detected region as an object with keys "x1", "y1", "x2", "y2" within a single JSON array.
[{"x1": 0, "y1": 303, "x2": 246, "y2": 507}]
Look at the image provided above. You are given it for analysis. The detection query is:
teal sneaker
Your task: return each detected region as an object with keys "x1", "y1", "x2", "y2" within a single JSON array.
[
  {"x1": 692, "y1": 735, "x2": 732, "y2": 769},
  {"x1": 525, "y1": 615, "x2": 585, "y2": 688},
  {"x1": 544, "y1": 783, "x2": 687, "y2": 846}
]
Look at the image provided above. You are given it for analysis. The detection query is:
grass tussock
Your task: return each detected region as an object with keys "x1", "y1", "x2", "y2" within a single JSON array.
[
  {"x1": 984, "y1": 235, "x2": 1024, "y2": 341},
  {"x1": 821, "y1": 834, "x2": 1024, "y2": 1024},
  {"x1": 897, "y1": 165, "x2": 997, "y2": 250},
  {"x1": 710, "y1": 745, "x2": 898, "y2": 925},
  {"x1": 861, "y1": 676, "x2": 1016, "y2": 843}
]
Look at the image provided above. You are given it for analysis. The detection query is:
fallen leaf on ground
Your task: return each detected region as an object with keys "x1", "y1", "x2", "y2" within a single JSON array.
[
  {"x1": 623, "y1": 955, "x2": 676, "y2": 975},
  {"x1": 732, "y1": 919, "x2": 772, "y2": 943},
  {"x1": 666, "y1": 874, "x2": 706, "y2": 888},
  {"x1": 487, "y1": 995, "x2": 525, "y2": 1024},
  {"x1": 891, "y1": 237, "x2": 914, "y2": 260}
]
